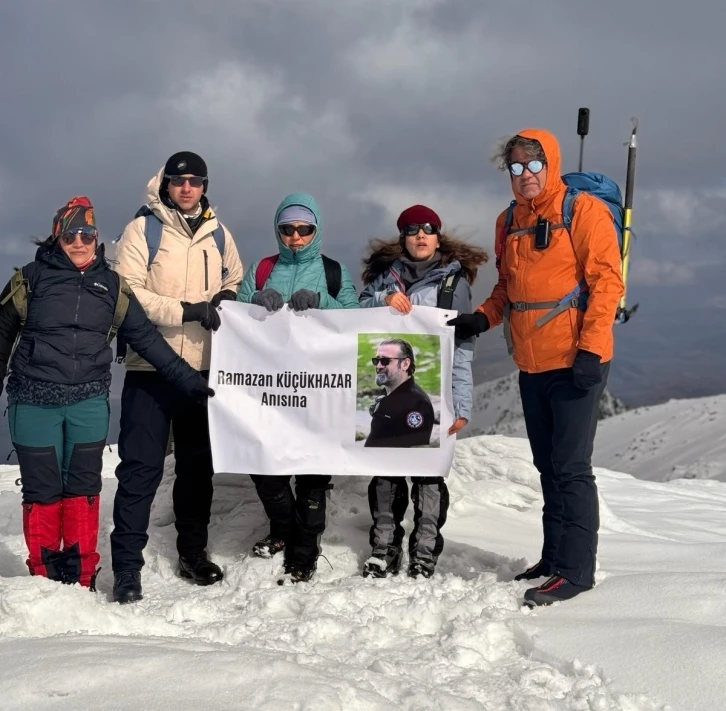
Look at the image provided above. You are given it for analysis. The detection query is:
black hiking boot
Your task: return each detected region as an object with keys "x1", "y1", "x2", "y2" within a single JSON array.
[
  {"x1": 523, "y1": 575, "x2": 593, "y2": 607},
  {"x1": 408, "y1": 556, "x2": 437, "y2": 579},
  {"x1": 514, "y1": 559, "x2": 553, "y2": 581},
  {"x1": 179, "y1": 552, "x2": 224, "y2": 586},
  {"x1": 113, "y1": 570, "x2": 143, "y2": 604},
  {"x1": 252, "y1": 535, "x2": 286, "y2": 559},
  {"x1": 277, "y1": 564, "x2": 315, "y2": 585},
  {"x1": 362, "y1": 547, "x2": 402, "y2": 578}
]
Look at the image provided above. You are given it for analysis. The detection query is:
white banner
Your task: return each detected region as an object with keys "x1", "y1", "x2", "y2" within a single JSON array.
[{"x1": 208, "y1": 302, "x2": 456, "y2": 477}]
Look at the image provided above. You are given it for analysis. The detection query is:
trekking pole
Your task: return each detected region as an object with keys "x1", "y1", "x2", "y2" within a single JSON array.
[
  {"x1": 577, "y1": 108, "x2": 590, "y2": 171},
  {"x1": 617, "y1": 117, "x2": 639, "y2": 323}
]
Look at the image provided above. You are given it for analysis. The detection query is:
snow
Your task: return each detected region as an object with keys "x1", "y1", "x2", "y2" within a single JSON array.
[
  {"x1": 594, "y1": 394, "x2": 726, "y2": 482},
  {"x1": 1, "y1": 435, "x2": 725, "y2": 710}
]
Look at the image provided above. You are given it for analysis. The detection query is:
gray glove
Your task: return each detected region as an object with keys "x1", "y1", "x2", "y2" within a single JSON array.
[
  {"x1": 289, "y1": 289, "x2": 320, "y2": 312},
  {"x1": 251, "y1": 288, "x2": 284, "y2": 313}
]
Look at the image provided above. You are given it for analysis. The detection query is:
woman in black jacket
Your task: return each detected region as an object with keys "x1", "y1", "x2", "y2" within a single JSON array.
[{"x1": 0, "y1": 196, "x2": 213, "y2": 590}]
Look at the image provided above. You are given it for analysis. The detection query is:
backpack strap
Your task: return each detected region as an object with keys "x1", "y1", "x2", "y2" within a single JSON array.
[
  {"x1": 210, "y1": 223, "x2": 228, "y2": 279},
  {"x1": 0, "y1": 269, "x2": 30, "y2": 327},
  {"x1": 437, "y1": 272, "x2": 460, "y2": 310},
  {"x1": 143, "y1": 212, "x2": 163, "y2": 271},
  {"x1": 255, "y1": 255, "x2": 279, "y2": 291},
  {"x1": 142, "y1": 208, "x2": 228, "y2": 279},
  {"x1": 495, "y1": 200, "x2": 517, "y2": 268},
  {"x1": 107, "y1": 275, "x2": 132, "y2": 344},
  {"x1": 321, "y1": 254, "x2": 342, "y2": 300}
]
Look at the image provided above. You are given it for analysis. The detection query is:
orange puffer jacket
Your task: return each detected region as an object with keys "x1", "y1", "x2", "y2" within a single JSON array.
[{"x1": 477, "y1": 128, "x2": 624, "y2": 373}]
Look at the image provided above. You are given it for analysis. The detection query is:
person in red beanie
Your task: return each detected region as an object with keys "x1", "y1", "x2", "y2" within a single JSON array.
[
  {"x1": 0, "y1": 197, "x2": 213, "y2": 591},
  {"x1": 358, "y1": 204, "x2": 488, "y2": 578}
]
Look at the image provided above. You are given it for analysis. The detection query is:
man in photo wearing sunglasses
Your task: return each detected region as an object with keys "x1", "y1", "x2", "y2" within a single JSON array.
[
  {"x1": 365, "y1": 339, "x2": 434, "y2": 449},
  {"x1": 236, "y1": 192, "x2": 358, "y2": 584},
  {"x1": 448, "y1": 129, "x2": 623, "y2": 606},
  {"x1": 110, "y1": 151, "x2": 243, "y2": 603}
]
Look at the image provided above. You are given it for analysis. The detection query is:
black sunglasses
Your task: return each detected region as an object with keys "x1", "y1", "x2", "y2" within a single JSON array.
[
  {"x1": 165, "y1": 175, "x2": 206, "y2": 188},
  {"x1": 371, "y1": 356, "x2": 405, "y2": 366},
  {"x1": 279, "y1": 224, "x2": 316, "y2": 237},
  {"x1": 59, "y1": 228, "x2": 98, "y2": 245},
  {"x1": 508, "y1": 160, "x2": 545, "y2": 177},
  {"x1": 400, "y1": 223, "x2": 438, "y2": 237}
]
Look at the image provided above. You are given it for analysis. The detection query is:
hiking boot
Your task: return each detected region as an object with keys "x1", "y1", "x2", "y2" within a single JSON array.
[
  {"x1": 362, "y1": 547, "x2": 402, "y2": 578},
  {"x1": 277, "y1": 564, "x2": 315, "y2": 585},
  {"x1": 523, "y1": 575, "x2": 593, "y2": 607},
  {"x1": 179, "y1": 552, "x2": 224, "y2": 586},
  {"x1": 408, "y1": 556, "x2": 437, "y2": 579},
  {"x1": 113, "y1": 570, "x2": 143, "y2": 604},
  {"x1": 252, "y1": 535, "x2": 286, "y2": 559},
  {"x1": 514, "y1": 559, "x2": 553, "y2": 581}
]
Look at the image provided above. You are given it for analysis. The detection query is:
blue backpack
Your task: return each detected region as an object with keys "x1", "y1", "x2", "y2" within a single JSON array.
[{"x1": 499, "y1": 172, "x2": 626, "y2": 354}]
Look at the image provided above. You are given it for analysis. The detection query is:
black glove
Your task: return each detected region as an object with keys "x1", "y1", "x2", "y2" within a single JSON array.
[
  {"x1": 446, "y1": 312, "x2": 490, "y2": 340},
  {"x1": 211, "y1": 289, "x2": 237, "y2": 308},
  {"x1": 289, "y1": 289, "x2": 320, "y2": 312},
  {"x1": 251, "y1": 289, "x2": 284, "y2": 313},
  {"x1": 181, "y1": 301, "x2": 221, "y2": 331},
  {"x1": 572, "y1": 349, "x2": 602, "y2": 390},
  {"x1": 189, "y1": 376, "x2": 215, "y2": 401}
]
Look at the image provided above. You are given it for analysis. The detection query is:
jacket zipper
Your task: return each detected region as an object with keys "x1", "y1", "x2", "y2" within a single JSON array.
[
  {"x1": 203, "y1": 250, "x2": 209, "y2": 292},
  {"x1": 71, "y1": 273, "x2": 84, "y2": 385},
  {"x1": 291, "y1": 251, "x2": 299, "y2": 296}
]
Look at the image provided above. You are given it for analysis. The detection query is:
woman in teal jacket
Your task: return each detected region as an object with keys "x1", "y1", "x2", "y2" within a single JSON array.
[{"x1": 237, "y1": 192, "x2": 358, "y2": 583}]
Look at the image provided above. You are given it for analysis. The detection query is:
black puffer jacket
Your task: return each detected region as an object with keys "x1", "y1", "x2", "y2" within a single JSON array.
[{"x1": 0, "y1": 243, "x2": 204, "y2": 404}]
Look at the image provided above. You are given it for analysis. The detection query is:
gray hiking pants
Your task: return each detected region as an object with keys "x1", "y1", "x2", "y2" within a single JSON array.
[{"x1": 368, "y1": 476, "x2": 449, "y2": 560}]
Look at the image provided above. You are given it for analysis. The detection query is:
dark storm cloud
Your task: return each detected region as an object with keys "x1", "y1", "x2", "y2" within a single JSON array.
[{"x1": 1, "y1": 0, "x2": 725, "y2": 292}]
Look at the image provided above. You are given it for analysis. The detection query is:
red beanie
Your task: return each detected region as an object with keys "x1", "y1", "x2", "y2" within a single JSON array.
[{"x1": 396, "y1": 204, "x2": 442, "y2": 232}]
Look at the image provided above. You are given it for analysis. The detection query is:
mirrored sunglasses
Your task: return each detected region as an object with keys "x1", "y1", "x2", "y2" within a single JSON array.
[
  {"x1": 59, "y1": 227, "x2": 98, "y2": 245},
  {"x1": 165, "y1": 175, "x2": 206, "y2": 188},
  {"x1": 508, "y1": 160, "x2": 545, "y2": 177},
  {"x1": 278, "y1": 224, "x2": 316, "y2": 237},
  {"x1": 371, "y1": 356, "x2": 405, "y2": 366},
  {"x1": 400, "y1": 223, "x2": 439, "y2": 237}
]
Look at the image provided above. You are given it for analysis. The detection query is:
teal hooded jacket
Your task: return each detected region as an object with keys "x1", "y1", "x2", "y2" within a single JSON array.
[{"x1": 236, "y1": 193, "x2": 359, "y2": 309}]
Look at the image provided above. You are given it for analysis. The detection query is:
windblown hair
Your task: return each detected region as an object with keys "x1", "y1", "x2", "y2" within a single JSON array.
[
  {"x1": 362, "y1": 232, "x2": 488, "y2": 285},
  {"x1": 32, "y1": 235, "x2": 55, "y2": 247},
  {"x1": 491, "y1": 135, "x2": 545, "y2": 172},
  {"x1": 379, "y1": 338, "x2": 415, "y2": 375}
]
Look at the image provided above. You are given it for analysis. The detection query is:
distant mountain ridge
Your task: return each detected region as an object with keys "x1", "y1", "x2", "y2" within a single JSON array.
[{"x1": 464, "y1": 370, "x2": 628, "y2": 438}]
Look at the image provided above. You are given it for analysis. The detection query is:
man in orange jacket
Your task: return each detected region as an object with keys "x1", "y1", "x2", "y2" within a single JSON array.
[{"x1": 449, "y1": 128, "x2": 624, "y2": 606}]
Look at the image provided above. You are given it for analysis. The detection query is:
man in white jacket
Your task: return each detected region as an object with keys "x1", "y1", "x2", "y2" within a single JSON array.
[{"x1": 110, "y1": 151, "x2": 243, "y2": 603}]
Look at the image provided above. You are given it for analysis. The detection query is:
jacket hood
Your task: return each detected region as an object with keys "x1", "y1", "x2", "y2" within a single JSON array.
[
  {"x1": 146, "y1": 166, "x2": 167, "y2": 211},
  {"x1": 511, "y1": 128, "x2": 564, "y2": 211},
  {"x1": 274, "y1": 192, "x2": 322, "y2": 263}
]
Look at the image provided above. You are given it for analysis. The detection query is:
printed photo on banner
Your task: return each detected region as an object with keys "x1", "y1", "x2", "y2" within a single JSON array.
[{"x1": 355, "y1": 333, "x2": 441, "y2": 448}]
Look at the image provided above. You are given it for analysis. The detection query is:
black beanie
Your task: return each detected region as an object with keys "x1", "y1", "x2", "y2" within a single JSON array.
[{"x1": 164, "y1": 151, "x2": 207, "y2": 177}]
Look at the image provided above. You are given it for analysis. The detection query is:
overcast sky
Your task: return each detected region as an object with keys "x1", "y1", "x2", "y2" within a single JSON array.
[{"x1": 1, "y1": 0, "x2": 725, "y2": 306}]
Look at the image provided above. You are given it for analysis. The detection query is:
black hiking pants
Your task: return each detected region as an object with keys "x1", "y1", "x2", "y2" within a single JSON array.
[
  {"x1": 368, "y1": 476, "x2": 449, "y2": 561},
  {"x1": 250, "y1": 474, "x2": 332, "y2": 570},
  {"x1": 111, "y1": 370, "x2": 215, "y2": 572},
  {"x1": 519, "y1": 362, "x2": 609, "y2": 587}
]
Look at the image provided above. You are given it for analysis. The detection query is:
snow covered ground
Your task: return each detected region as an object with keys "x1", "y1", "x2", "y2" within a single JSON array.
[
  {"x1": 594, "y1": 394, "x2": 726, "y2": 482},
  {"x1": 1, "y1": 435, "x2": 725, "y2": 710}
]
